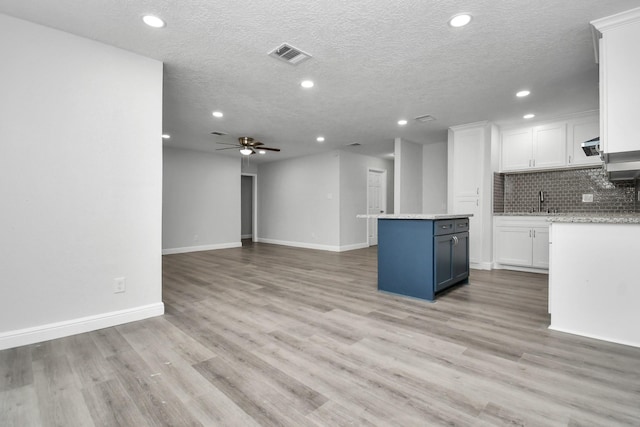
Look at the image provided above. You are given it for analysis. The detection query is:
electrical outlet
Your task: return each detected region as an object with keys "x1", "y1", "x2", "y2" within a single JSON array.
[
  {"x1": 582, "y1": 194, "x2": 594, "y2": 203},
  {"x1": 114, "y1": 277, "x2": 126, "y2": 293}
]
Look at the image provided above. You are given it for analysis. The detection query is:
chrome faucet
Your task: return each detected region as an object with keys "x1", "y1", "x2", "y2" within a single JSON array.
[{"x1": 538, "y1": 190, "x2": 544, "y2": 212}]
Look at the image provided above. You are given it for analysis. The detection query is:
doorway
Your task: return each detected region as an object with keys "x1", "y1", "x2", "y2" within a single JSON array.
[
  {"x1": 241, "y1": 174, "x2": 257, "y2": 243},
  {"x1": 367, "y1": 168, "x2": 387, "y2": 246}
]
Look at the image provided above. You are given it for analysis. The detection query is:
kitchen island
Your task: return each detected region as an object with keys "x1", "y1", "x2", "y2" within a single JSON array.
[
  {"x1": 357, "y1": 214, "x2": 472, "y2": 301},
  {"x1": 548, "y1": 214, "x2": 640, "y2": 347}
]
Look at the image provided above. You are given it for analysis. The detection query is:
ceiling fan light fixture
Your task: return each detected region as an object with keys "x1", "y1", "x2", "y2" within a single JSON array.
[{"x1": 240, "y1": 147, "x2": 253, "y2": 155}]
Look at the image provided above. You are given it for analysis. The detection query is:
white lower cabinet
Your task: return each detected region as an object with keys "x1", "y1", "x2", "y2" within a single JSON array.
[{"x1": 494, "y1": 217, "x2": 550, "y2": 270}]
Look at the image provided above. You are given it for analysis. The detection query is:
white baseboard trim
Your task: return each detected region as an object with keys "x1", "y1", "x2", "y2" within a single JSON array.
[
  {"x1": 548, "y1": 325, "x2": 640, "y2": 349},
  {"x1": 256, "y1": 238, "x2": 369, "y2": 252},
  {"x1": 492, "y1": 263, "x2": 548, "y2": 274},
  {"x1": 339, "y1": 242, "x2": 370, "y2": 252},
  {"x1": 241, "y1": 234, "x2": 253, "y2": 239},
  {"x1": 470, "y1": 261, "x2": 493, "y2": 271},
  {"x1": 162, "y1": 242, "x2": 242, "y2": 255},
  {"x1": 0, "y1": 302, "x2": 165, "y2": 350}
]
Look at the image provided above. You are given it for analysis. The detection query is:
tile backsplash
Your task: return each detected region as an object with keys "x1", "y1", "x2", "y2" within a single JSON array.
[{"x1": 495, "y1": 166, "x2": 639, "y2": 214}]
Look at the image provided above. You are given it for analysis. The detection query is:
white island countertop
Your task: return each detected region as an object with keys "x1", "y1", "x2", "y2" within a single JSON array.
[{"x1": 356, "y1": 213, "x2": 473, "y2": 219}]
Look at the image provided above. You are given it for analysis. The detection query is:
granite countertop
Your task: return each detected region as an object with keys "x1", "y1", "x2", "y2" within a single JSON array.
[
  {"x1": 357, "y1": 213, "x2": 473, "y2": 219},
  {"x1": 495, "y1": 212, "x2": 640, "y2": 224}
]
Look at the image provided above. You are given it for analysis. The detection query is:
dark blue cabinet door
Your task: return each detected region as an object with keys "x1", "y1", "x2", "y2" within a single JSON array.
[
  {"x1": 434, "y1": 235, "x2": 454, "y2": 292},
  {"x1": 452, "y1": 232, "x2": 469, "y2": 282}
]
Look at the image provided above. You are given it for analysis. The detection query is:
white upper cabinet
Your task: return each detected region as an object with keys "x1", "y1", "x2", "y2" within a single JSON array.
[
  {"x1": 500, "y1": 114, "x2": 601, "y2": 172},
  {"x1": 567, "y1": 113, "x2": 601, "y2": 166},
  {"x1": 501, "y1": 122, "x2": 566, "y2": 171},
  {"x1": 533, "y1": 122, "x2": 566, "y2": 169},
  {"x1": 592, "y1": 8, "x2": 640, "y2": 162},
  {"x1": 451, "y1": 125, "x2": 485, "y2": 198},
  {"x1": 501, "y1": 128, "x2": 533, "y2": 171}
]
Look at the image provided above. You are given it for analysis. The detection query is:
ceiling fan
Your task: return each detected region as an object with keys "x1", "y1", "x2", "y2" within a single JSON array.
[{"x1": 215, "y1": 136, "x2": 281, "y2": 156}]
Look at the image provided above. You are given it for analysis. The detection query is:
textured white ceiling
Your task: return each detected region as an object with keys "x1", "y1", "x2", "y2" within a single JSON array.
[{"x1": 2, "y1": 1, "x2": 640, "y2": 162}]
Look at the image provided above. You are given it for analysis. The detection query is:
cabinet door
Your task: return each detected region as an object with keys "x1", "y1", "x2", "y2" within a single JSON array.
[
  {"x1": 451, "y1": 126, "x2": 484, "y2": 197},
  {"x1": 533, "y1": 123, "x2": 566, "y2": 169},
  {"x1": 495, "y1": 226, "x2": 533, "y2": 267},
  {"x1": 501, "y1": 128, "x2": 533, "y2": 171},
  {"x1": 452, "y1": 197, "x2": 480, "y2": 265},
  {"x1": 434, "y1": 235, "x2": 453, "y2": 292},
  {"x1": 531, "y1": 227, "x2": 550, "y2": 269},
  {"x1": 452, "y1": 232, "x2": 469, "y2": 282},
  {"x1": 567, "y1": 116, "x2": 601, "y2": 166}
]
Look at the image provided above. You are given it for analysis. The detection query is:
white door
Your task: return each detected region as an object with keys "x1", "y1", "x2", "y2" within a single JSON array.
[{"x1": 367, "y1": 169, "x2": 386, "y2": 246}]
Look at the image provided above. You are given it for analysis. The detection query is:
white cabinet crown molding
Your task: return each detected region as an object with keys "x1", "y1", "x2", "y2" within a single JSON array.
[{"x1": 591, "y1": 7, "x2": 640, "y2": 34}]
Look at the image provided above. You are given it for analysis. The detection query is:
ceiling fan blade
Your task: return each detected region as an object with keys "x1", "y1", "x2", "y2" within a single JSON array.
[
  {"x1": 215, "y1": 142, "x2": 239, "y2": 146},
  {"x1": 252, "y1": 141, "x2": 264, "y2": 146},
  {"x1": 216, "y1": 146, "x2": 241, "y2": 151},
  {"x1": 260, "y1": 147, "x2": 281, "y2": 152}
]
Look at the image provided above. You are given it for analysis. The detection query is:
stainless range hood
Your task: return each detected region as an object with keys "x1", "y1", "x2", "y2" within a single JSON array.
[{"x1": 581, "y1": 137, "x2": 600, "y2": 157}]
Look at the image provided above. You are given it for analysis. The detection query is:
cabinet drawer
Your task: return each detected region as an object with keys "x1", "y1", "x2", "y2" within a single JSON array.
[
  {"x1": 434, "y1": 220, "x2": 455, "y2": 235},
  {"x1": 455, "y1": 219, "x2": 469, "y2": 232}
]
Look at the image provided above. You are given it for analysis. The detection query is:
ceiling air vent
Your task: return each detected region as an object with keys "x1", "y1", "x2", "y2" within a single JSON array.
[
  {"x1": 268, "y1": 43, "x2": 312, "y2": 65},
  {"x1": 210, "y1": 131, "x2": 227, "y2": 136},
  {"x1": 415, "y1": 114, "x2": 436, "y2": 123},
  {"x1": 347, "y1": 142, "x2": 361, "y2": 147}
]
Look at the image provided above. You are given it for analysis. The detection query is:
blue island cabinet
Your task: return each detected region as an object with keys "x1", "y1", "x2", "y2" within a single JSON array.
[{"x1": 377, "y1": 218, "x2": 469, "y2": 301}]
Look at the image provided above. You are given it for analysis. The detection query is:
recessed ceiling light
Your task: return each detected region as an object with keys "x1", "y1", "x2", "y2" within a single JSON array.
[
  {"x1": 317, "y1": 136, "x2": 325, "y2": 142},
  {"x1": 523, "y1": 113, "x2": 535, "y2": 119},
  {"x1": 258, "y1": 150, "x2": 266, "y2": 155},
  {"x1": 142, "y1": 15, "x2": 165, "y2": 28},
  {"x1": 212, "y1": 111, "x2": 223, "y2": 118},
  {"x1": 161, "y1": 134, "x2": 170, "y2": 139},
  {"x1": 516, "y1": 90, "x2": 531, "y2": 98},
  {"x1": 398, "y1": 119, "x2": 408, "y2": 126},
  {"x1": 449, "y1": 13, "x2": 472, "y2": 28},
  {"x1": 301, "y1": 80, "x2": 314, "y2": 88}
]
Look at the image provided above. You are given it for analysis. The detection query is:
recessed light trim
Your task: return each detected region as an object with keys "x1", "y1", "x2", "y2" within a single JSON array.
[
  {"x1": 161, "y1": 134, "x2": 170, "y2": 139},
  {"x1": 516, "y1": 90, "x2": 531, "y2": 98},
  {"x1": 449, "y1": 13, "x2": 472, "y2": 28},
  {"x1": 143, "y1": 15, "x2": 165, "y2": 28},
  {"x1": 523, "y1": 113, "x2": 535, "y2": 119},
  {"x1": 316, "y1": 136, "x2": 325, "y2": 142},
  {"x1": 398, "y1": 119, "x2": 408, "y2": 126},
  {"x1": 301, "y1": 80, "x2": 314, "y2": 88},
  {"x1": 212, "y1": 111, "x2": 223, "y2": 118}
]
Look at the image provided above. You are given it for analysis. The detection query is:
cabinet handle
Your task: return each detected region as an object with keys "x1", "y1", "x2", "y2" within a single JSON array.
[
  {"x1": 533, "y1": 229, "x2": 536, "y2": 238},
  {"x1": 452, "y1": 235, "x2": 458, "y2": 246},
  {"x1": 569, "y1": 155, "x2": 572, "y2": 164},
  {"x1": 529, "y1": 230, "x2": 532, "y2": 238},
  {"x1": 476, "y1": 187, "x2": 479, "y2": 195},
  {"x1": 533, "y1": 159, "x2": 536, "y2": 167},
  {"x1": 476, "y1": 199, "x2": 479, "y2": 207}
]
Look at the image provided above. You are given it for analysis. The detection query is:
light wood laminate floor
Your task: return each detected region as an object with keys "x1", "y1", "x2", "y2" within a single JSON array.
[{"x1": 2, "y1": 242, "x2": 639, "y2": 426}]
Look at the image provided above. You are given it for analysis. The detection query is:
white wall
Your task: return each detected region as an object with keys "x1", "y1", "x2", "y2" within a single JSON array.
[
  {"x1": 422, "y1": 142, "x2": 448, "y2": 213},
  {"x1": 258, "y1": 151, "x2": 340, "y2": 250},
  {"x1": 394, "y1": 138, "x2": 423, "y2": 213},
  {"x1": 0, "y1": 14, "x2": 163, "y2": 349},
  {"x1": 339, "y1": 151, "x2": 394, "y2": 248},
  {"x1": 163, "y1": 148, "x2": 241, "y2": 253}
]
